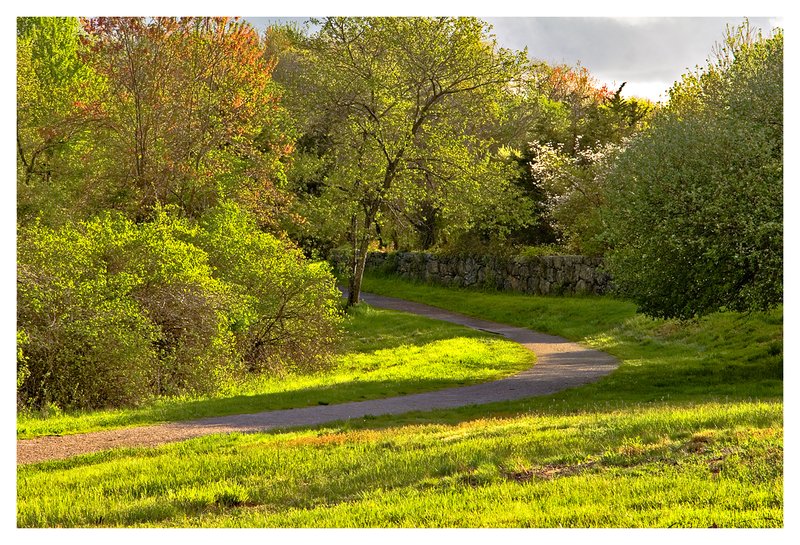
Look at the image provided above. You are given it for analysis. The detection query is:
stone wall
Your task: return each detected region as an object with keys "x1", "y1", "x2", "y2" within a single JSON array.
[{"x1": 334, "y1": 251, "x2": 611, "y2": 295}]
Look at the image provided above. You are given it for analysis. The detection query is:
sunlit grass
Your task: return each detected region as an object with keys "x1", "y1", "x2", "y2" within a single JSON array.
[
  {"x1": 17, "y1": 400, "x2": 782, "y2": 527},
  {"x1": 17, "y1": 304, "x2": 533, "y2": 439},
  {"x1": 17, "y1": 275, "x2": 783, "y2": 527},
  {"x1": 361, "y1": 274, "x2": 783, "y2": 405}
]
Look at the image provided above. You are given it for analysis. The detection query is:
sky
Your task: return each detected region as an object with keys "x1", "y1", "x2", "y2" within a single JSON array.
[
  {"x1": 2, "y1": 2, "x2": 787, "y2": 103},
  {"x1": 245, "y1": 15, "x2": 781, "y2": 102}
]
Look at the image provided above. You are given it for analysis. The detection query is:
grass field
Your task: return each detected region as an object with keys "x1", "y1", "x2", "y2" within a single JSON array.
[
  {"x1": 18, "y1": 400, "x2": 781, "y2": 527},
  {"x1": 17, "y1": 274, "x2": 783, "y2": 527}
]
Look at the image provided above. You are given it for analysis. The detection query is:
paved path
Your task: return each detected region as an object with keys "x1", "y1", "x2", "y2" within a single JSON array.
[{"x1": 17, "y1": 292, "x2": 618, "y2": 464}]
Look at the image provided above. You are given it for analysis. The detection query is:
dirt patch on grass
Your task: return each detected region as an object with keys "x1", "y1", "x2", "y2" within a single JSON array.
[{"x1": 504, "y1": 461, "x2": 598, "y2": 482}]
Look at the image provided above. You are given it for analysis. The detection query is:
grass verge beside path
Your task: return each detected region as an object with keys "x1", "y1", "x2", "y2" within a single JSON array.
[
  {"x1": 361, "y1": 274, "x2": 783, "y2": 404},
  {"x1": 17, "y1": 304, "x2": 533, "y2": 439},
  {"x1": 18, "y1": 275, "x2": 783, "y2": 527}
]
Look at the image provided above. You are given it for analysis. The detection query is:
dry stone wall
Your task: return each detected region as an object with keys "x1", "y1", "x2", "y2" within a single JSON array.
[{"x1": 336, "y1": 251, "x2": 611, "y2": 295}]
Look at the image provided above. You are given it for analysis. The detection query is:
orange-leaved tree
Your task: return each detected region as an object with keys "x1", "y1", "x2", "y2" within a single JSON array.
[{"x1": 82, "y1": 17, "x2": 294, "y2": 221}]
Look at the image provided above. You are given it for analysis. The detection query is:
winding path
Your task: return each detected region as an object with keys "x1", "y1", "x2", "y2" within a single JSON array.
[{"x1": 17, "y1": 292, "x2": 618, "y2": 465}]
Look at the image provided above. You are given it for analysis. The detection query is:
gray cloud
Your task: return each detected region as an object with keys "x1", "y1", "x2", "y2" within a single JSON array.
[{"x1": 485, "y1": 17, "x2": 778, "y2": 98}]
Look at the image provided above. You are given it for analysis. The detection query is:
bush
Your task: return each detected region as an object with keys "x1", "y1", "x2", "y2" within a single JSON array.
[
  {"x1": 110, "y1": 212, "x2": 240, "y2": 397},
  {"x1": 603, "y1": 25, "x2": 782, "y2": 319},
  {"x1": 18, "y1": 205, "x2": 345, "y2": 411},
  {"x1": 194, "y1": 202, "x2": 343, "y2": 374},
  {"x1": 19, "y1": 217, "x2": 157, "y2": 409},
  {"x1": 530, "y1": 140, "x2": 622, "y2": 256},
  {"x1": 17, "y1": 212, "x2": 237, "y2": 410}
]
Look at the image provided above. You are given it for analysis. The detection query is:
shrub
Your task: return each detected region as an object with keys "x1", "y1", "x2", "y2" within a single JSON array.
[
  {"x1": 193, "y1": 201, "x2": 343, "y2": 374},
  {"x1": 17, "y1": 204, "x2": 343, "y2": 411},
  {"x1": 603, "y1": 25, "x2": 782, "y2": 319},
  {"x1": 18, "y1": 217, "x2": 157, "y2": 409},
  {"x1": 530, "y1": 140, "x2": 622, "y2": 256},
  {"x1": 17, "y1": 212, "x2": 237, "y2": 410},
  {"x1": 107, "y1": 212, "x2": 240, "y2": 397}
]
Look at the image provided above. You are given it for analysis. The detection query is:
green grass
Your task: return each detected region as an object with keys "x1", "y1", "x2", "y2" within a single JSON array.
[
  {"x1": 17, "y1": 304, "x2": 533, "y2": 439},
  {"x1": 17, "y1": 274, "x2": 783, "y2": 527},
  {"x1": 361, "y1": 274, "x2": 783, "y2": 404},
  {"x1": 17, "y1": 400, "x2": 781, "y2": 527}
]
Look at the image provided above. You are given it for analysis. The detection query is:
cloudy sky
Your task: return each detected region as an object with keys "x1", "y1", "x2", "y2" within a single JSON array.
[
  {"x1": 482, "y1": 17, "x2": 780, "y2": 101},
  {"x1": 6, "y1": 1, "x2": 784, "y2": 103},
  {"x1": 246, "y1": 15, "x2": 781, "y2": 102}
]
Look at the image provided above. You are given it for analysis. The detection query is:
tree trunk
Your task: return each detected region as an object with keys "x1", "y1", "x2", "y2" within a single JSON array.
[
  {"x1": 347, "y1": 239, "x2": 369, "y2": 307},
  {"x1": 417, "y1": 201, "x2": 439, "y2": 250},
  {"x1": 347, "y1": 207, "x2": 377, "y2": 307}
]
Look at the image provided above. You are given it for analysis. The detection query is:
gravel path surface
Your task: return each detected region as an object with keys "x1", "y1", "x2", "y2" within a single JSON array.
[{"x1": 17, "y1": 292, "x2": 618, "y2": 464}]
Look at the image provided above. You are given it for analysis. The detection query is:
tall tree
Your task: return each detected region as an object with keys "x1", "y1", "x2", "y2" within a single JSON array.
[
  {"x1": 81, "y1": 17, "x2": 294, "y2": 221},
  {"x1": 282, "y1": 17, "x2": 526, "y2": 304},
  {"x1": 16, "y1": 17, "x2": 106, "y2": 224}
]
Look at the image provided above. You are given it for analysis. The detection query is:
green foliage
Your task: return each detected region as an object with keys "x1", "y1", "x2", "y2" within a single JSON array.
[
  {"x1": 604, "y1": 25, "x2": 783, "y2": 318},
  {"x1": 19, "y1": 217, "x2": 158, "y2": 409},
  {"x1": 16, "y1": 330, "x2": 31, "y2": 406},
  {"x1": 17, "y1": 204, "x2": 343, "y2": 411},
  {"x1": 193, "y1": 201, "x2": 343, "y2": 374},
  {"x1": 16, "y1": 17, "x2": 107, "y2": 224},
  {"x1": 530, "y1": 141, "x2": 622, "y2": 255},
  {"x1": 17, "y1": 213, "x2": 235, "y2": 410},
  {"x1": 280, "y1": 17, "x2": 528, "y2": 302},
  {"x1": 15, "y1": 18, "x2": 345, "y2": 413}
]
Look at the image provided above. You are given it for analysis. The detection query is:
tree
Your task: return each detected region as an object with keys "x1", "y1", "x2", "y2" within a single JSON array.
[
  {"x1": 604, "y1": 23, "x2": 782, "y2": 319},
  {"x1": 531, "y1": 140, "x2": 623, "y2": 256},
  {"x1": 281, "y1": 17, "x2": 526, "y2": 304},
  {"x1": 81, "y1": 17, "x2": 294, "y2": 221},
  {"x1": 16, "y1": 17, "x2": 106, "y2": 224}
]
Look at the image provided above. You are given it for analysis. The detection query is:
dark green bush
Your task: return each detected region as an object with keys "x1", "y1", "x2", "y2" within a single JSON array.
[{"x1": 604, "y1": 26, "x2": 782, "y2": 319}]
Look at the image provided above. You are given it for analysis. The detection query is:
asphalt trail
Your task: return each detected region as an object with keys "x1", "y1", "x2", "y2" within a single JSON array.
[{"x1": 17, "y1": 292, "x2": 618, "y2": 464}]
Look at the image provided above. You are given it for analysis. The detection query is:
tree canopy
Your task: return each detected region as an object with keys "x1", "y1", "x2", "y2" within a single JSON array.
[
  {"x1": 603, "y1": 24, "x2": 783, "y2": 319},
  {"x1": 278, "y1": 17, "x2": 529, "y2": 304},
  {"x1": 16, "y1": 17, "x2": 342, "y2": 411},
  {"x1": 16, "y1": 16, "x2": 783, "y2": 410}
]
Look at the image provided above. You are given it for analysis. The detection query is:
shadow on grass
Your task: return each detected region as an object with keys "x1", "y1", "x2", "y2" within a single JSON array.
[
  {"x1": 18, "y1": 279, "x2": 783, "y2": 444},
  {"x1": 141, "y1": 376, "x2": 504, "y2": 423},
  {"x1": 17, "y1": 313, "x2": 529, "y2": 439},
  {"x1": 336, "y1": 303, "x2": 494, "y2": 353}
]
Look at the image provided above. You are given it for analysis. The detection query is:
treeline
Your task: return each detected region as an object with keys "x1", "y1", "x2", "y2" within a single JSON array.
[
  {"x1": 269, "y1": 17, "x2": 780, "y2": 315},
  {"x1": 17, "y1": 17, "x2": 341, "y2": 411},
  {"x1": 17, "y1": 17, "x2": 782, "y2": 410},
  {"x1": 270, "y1": 18, "x2": 654, "y2": 304}
]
